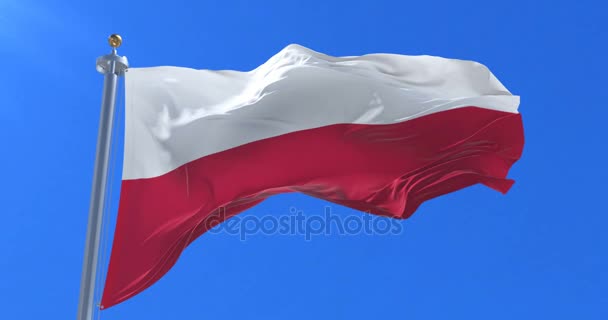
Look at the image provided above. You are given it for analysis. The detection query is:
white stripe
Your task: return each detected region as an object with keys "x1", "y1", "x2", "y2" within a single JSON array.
[{"x1": 124, "y1": 44, "x2": 519, "y2": 180}]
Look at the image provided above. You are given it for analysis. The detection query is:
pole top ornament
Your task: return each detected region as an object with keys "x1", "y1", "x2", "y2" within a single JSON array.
[
  {"x1": 96, "y1": 34, "x2": 129, "y2": 75},
  {"x1": 108, "y1": 34, "x2": 122, "y2": 48}
]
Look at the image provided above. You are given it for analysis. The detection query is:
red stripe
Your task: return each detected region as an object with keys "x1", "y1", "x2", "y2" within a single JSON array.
[{"x1": 101, "y1": 106, "x2": 524, "y2": 309}]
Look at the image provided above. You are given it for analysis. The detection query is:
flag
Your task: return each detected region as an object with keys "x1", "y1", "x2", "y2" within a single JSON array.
[{"x1": 101, "y1": 44, "x2": 524, "y2": 308}]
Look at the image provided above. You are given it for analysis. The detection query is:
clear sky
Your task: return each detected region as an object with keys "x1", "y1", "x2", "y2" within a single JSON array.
[{"x1": 1, "y1": 0, "x2": 606, "y2": 319}]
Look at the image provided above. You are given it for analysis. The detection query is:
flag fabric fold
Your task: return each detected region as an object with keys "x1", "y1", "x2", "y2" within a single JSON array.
[{"x1": 101, "y1": 44, "x2": 524, "y2": 309}]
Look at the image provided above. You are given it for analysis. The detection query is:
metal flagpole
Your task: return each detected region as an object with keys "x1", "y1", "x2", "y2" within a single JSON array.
[{"x1": 77, "y1": 34, "x2": 128, "y2": 320}]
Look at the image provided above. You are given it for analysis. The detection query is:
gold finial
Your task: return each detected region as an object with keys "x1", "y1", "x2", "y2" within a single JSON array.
[{"x1": 108, "y1": 34, "x2": 122, "y2": 48}]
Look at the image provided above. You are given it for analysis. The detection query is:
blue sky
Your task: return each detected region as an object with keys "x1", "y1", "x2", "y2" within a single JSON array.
[{"x1": 1, "y1": 0, "x2": 606, "y2": 319}]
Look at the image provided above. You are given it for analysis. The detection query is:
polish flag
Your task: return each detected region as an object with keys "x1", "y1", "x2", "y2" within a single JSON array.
[{"x1": 101, "y1": 44, "x2": 524, "y2": 308}]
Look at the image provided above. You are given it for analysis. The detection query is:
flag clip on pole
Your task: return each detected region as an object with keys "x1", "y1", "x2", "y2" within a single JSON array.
[{"x1": 77, "y1": 34, "x2": 128, "y2": 320}]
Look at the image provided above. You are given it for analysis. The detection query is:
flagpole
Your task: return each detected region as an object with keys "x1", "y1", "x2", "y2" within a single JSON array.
[{"x1": 77, "y1": 34, "x2": 128, "y2": 320}]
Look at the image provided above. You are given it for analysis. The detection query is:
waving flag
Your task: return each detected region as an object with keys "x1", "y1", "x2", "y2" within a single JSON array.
[{"x1": 101, "y1": 44, "x2": 524, "y2": 308}]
